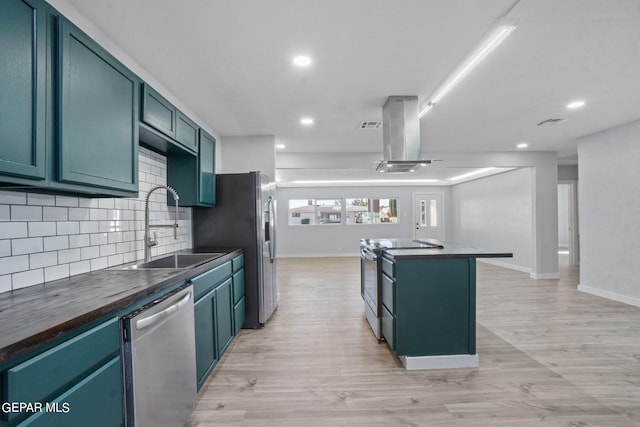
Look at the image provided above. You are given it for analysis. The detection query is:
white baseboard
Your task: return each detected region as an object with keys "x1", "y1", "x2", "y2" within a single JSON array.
[
  {"x1": 578, "y1": 284, "x2": 640, "y2": 308},
  {"x1": 477, "y1": 259, "x2": 560, "y2": 279},
  {"x1": 399, "y1": 354, "x2": 479, "y2": 370},
  {"x1": 477, "y1": 258, "x2": 531, "y2": 274}
]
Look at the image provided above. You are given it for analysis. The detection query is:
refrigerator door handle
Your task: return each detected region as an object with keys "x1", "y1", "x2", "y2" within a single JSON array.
[{"x1": 266, "y1": 197, "x2": 275, "y2": 263}]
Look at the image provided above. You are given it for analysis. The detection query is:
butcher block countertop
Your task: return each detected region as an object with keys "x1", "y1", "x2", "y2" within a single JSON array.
[{"x1": 0, "y1": 248, "x2": 241, "y2": 366}]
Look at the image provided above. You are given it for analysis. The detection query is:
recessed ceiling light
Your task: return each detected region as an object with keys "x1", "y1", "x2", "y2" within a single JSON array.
[
  {"x1": 275, "y1": 144, "x2": 285, "y2": 149},
  {"x1": 293, "y1": 55, "x2": 312, "y2": 67},
  {"x1": 567, "y1": 100, "x2": 585, "y2": 109},
  {"x1": 300, "y1": 117, "x2": 314, "y2": 126},
  {"x1": 517, "y1": 142, "x2": 528, "y2": 149}
]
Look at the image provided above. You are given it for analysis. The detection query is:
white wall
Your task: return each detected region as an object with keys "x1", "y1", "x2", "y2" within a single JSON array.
[
  {"x1": 577, "y1": 119, "x2": 640, "y2": 306},
  {"x1": 449, "y1": 168, "x2": 533, "y2": 272},
  {"x1": 219, "y1": 136, "x2": 276, "y2": 178},
  {"x1": 276, "y1": 186, "x2": 451, "y2": 257}
]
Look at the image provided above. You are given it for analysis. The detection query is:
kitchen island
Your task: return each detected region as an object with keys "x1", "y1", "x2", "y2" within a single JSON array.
[{"x1": 378, "y1": 242, "x2": 512, "y2": 370}]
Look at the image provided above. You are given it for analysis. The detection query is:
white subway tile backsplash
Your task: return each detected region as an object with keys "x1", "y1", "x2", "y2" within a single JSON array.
[
  {"x1": 55, "y1": 195, "x2": 79, "y2": 207},
  {"x1": 43, "y1": 236, "x2": 69, "y2": 251},
  {"x1": 0, "y1": 240, "x2": 10, "y2": 257},
  {"x1": 43, "y1": 207, "x2": 68, "y2": 221},
  {"x1": 44, "y1": 264, "x2": 69, "y2": 282},
  {"x1": 0, "y1": 222, "x2": 28, "y2": 239},
  {"x1": 11, "y1": 205, "x2": 42, "y2": 221},
  {"x1": 12, "y1": 269, "x2": 44, "y2": 290},
  {"x1": 27, "y1": 194, "x2": 56, "y2": 206},
  {"x1": 90, "y1": 208, "x2": 107, "y2": 221},
  {"x1": 0, "y1": 147, "x2": 192, "y2": 292},
  {"x1": 30, "y1": 251, "x2": 58, "y2": 269},
  {"x1": 11, "y1": 237, "x2": 43, "y2": 255},
  {"x1": 79, "y1": 221, "x2": 100, "y2": 234},
  {"x1": 90, "y1": 233, "x2": 108, "y2": 246},
  {"x1": 69, "y1": 260, "x2": 91, "y2": 276},
  {"x1": 90, "y1": 257, "x2": 108, "y2": 271},
  {"x1": 29, "y1": 222, "x2": 57, "y2": 237},
  {"x1": 0, "y1": 205, "x2": 9, "y2": 221},
  {"x1": 69, "y1": 234, "x2": 90, "y2": 248},
  {"x1": 0, "y1": 191, "x2": 26, "y2": 205},
  {"x1": 0, "y1": 255, "x2": 29, "y2": 275},
  {"x1": 0, "y1": 274, "x2": 11, "y2": 293},
  {"x1": 56, "y1": 221, "x2": 80, "y2": 236},
  {"x1": 58, "y1": 248, "x2": 81, "y2": 264},
  {"x1": 68, "y1": 207, "x2": 90, "y2": 221}
]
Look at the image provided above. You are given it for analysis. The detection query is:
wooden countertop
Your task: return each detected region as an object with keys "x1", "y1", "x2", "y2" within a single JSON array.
[
  {"x1": 0, "y1": 248, "x2": 242, "y2": 366},
  {"x1": 382, "y1": 241, "x2": 513, "y2": 260}
]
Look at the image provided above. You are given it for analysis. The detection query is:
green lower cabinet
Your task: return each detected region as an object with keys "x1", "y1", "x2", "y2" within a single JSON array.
[
  {"x1": 387, "y1": 257, "x2": 476, "y2": 357},
  {"x1": 17, "y1": 357, "x2": 123, "y2": 427},
  {"x1": 233, "y1": 297, "x2": 246, "y2": 335},
  {"x1": 194, "y1": 287, "x2": 218, "y2": 391},
  {"x1": 215, "y1": 278, "x2": 234, "y2": 356},
  {"x1": 1, "y1": 317, "x2": 122, "y2": 427}
]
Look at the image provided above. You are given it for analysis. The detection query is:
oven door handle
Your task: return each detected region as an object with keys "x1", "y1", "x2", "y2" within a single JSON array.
[{"x1": 360, "y1": 248, "x2": 378, "y2": 261}]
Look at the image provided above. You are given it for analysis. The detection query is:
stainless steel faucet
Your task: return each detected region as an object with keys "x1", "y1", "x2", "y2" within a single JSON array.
[{"x1": 144, "y1": 185, "x2": 180, "y2": 262}]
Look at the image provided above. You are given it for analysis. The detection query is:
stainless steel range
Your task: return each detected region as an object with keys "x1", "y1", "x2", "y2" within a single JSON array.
[{"x1": 360, "y1": 238, "x2": 444, "y2": 341}]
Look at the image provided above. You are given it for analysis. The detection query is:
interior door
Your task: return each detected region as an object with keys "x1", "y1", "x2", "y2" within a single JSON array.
[{"x1": 413, "y1": 193, "x2": 444, "y2": 241}]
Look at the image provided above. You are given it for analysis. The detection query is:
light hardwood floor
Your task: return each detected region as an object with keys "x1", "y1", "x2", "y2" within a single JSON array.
[{"x1": 186, "y1": 257, "x2": 640, "y2": 426}]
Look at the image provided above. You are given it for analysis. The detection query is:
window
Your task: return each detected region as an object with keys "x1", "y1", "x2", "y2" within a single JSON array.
[
  {"x1": 345, "y1": 198, "x2": 398, "y2": 224},
  {"x1": 288, "y1": 199, "x2": 342, "y2": 225}
]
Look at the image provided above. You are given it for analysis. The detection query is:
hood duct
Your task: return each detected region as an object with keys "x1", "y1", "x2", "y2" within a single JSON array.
[{"x1": 376, "y1": 96, "x2": 429, "y2": 173}]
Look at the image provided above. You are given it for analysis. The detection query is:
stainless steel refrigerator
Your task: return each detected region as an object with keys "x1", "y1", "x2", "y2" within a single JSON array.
[{"x1": 192, "y1": 172, "x2": 278, "y2": 328}]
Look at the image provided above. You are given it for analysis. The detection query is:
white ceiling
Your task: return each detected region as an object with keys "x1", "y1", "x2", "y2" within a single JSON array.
[{"x1": 66, "y1": 0, "x2": 640, "y2": 177}]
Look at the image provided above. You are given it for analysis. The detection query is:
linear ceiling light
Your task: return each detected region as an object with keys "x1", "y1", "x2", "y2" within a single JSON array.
[
  {"x1": 292, "y1": 179, "x2": 442, "y2": 185},
  {"x1": 419, "y1": 23, "x2": 517, "y2": 118},
  {"x1": 448, "y1": 167, "x2": 497, "y2": 181}
]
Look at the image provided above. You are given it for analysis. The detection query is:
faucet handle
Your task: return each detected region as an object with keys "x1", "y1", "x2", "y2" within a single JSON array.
[{"x1": 148, "y1": 231, "x2": 158, "y2": 247}]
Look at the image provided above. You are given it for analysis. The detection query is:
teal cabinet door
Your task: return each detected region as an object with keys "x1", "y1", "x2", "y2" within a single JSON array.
[
  {"x1": 0, "y1": 0, "x2": 46, "y2": 182},
  {"x1": 141, "y1": 83, "x2": 176, "y2": 138},
  {"x1": 194, "y1": 288, "x2": 218, "y2": 391},
  {"x1": 176, "y1": 111, "x2": 198, "y2": 153},
  {"x1": 198, "y1": 129, "x2": 216, "y2": 205},
  {"x1": 57, "y1": 18, "x2": 138, "y2": 194},
  {"x1": 167, "y1": 129, "x2": 216, "y2": 207},
  {"x1": 215, "y1": 278, "x2": 234, "y2": 356}
]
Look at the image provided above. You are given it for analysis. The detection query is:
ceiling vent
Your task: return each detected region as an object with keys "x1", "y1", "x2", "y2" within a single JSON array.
[
  {"x1": 359, "y1": 120, "x2": 382, "y2": 129},
  {"x1": 537, "y1": 118, "x2": 567, "y2": 126}
]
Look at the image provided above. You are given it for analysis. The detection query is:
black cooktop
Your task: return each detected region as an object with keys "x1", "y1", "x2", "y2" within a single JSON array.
[{"x1": 360, "y1": 238, "x2": 444, "y2": 251}]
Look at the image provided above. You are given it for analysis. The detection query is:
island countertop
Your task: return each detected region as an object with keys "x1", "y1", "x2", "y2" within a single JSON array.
[
  {"x1": 382, "y1": 241, "x2": 513, "y2": 260},
  {"x1": 0, "y1": 248, "x2": 242, "y2": 366}
]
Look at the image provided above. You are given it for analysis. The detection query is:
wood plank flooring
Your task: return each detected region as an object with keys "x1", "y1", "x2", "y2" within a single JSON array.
[{"x1": 186, "y1": 257, "x2": 640, "y2": 426}]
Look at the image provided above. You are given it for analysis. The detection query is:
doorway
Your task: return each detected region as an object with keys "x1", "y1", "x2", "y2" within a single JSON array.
[
  {"x1": 412, "y1": 193, "x2": 444, "y2": 241},
  {"x1": 558, "y1": 181, "x2": 579, "y2": 266}
]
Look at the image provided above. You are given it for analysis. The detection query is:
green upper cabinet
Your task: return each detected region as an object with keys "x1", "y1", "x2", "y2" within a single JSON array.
[
  {"x1": 0, "y1": 0, "x2": 47, "y2": 182},
  {"x1": 57, "y1": 18, "x2": 139, "y2": 195},
  {"x1": 167, "y1": 129, "x2": 216, "y2": 207},
  {"x1": 141, "y1": 83, "x2": 176, "y2": 138},
  {"x1": 176, "y1": 110, "x2": 199, "y2": 152}
]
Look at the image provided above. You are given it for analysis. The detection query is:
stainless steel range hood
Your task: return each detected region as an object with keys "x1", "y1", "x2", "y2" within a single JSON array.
[{"x1": 376, "y1": 96, "x2": 429, "y2": 173}]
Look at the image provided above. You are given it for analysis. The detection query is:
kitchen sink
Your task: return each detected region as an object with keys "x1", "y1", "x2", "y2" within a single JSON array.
[{"x1": 120, "y1": 253, "x2": 225, "y2": 270}]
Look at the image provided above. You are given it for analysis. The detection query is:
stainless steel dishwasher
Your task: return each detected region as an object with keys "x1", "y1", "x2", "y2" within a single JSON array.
[{"x1": 121, "y1": 284, "x2": 196, "y2": 427}]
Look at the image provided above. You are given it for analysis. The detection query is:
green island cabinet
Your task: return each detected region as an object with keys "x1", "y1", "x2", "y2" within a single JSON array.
[
  {"x1": 380, "y1": 254, "x2": 477, "y2": 370},
  {"x1": 0, "y1": 0, "x2": 139, "y2": 197},
  {"x1": 0, "y1": 318, "x2": 123, "y2": 427},
  {"x1": 167, "y1": 129, "x2": 216, "y2": 207},
  {"x1": 192, "y1": 254, "x2": 245, "y2": 390}
]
